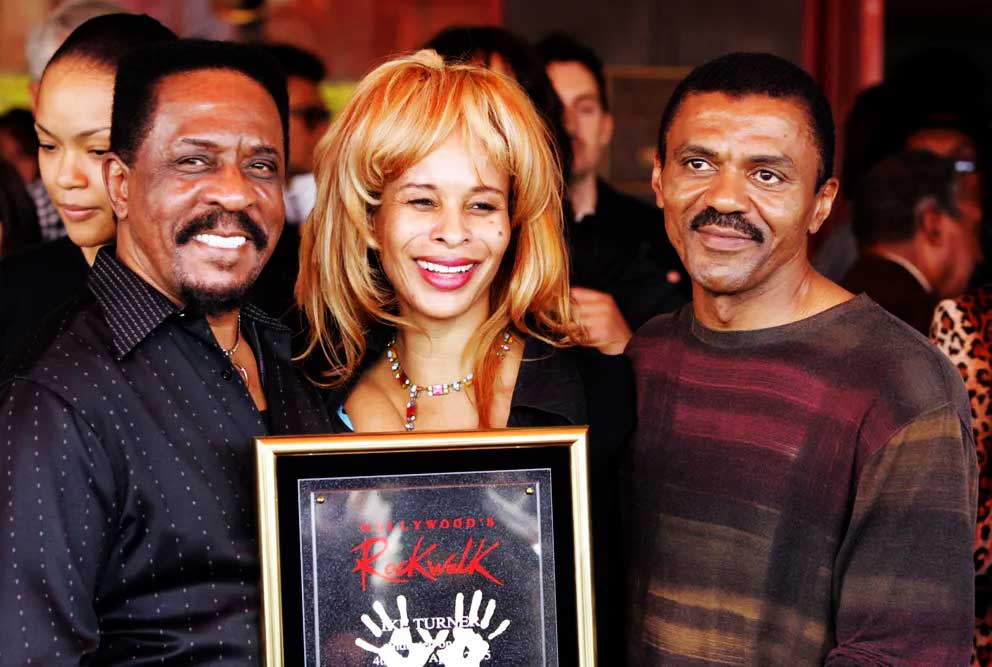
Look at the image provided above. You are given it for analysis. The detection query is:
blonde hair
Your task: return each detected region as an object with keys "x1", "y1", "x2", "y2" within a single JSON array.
[{"x1": 297, "y1": 49, "x2": 579, "y2": 424}]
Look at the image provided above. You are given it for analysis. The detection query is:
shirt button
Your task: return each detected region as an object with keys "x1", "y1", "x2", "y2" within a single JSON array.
[{"x1": 222, "y1": 368, "x2": 233, "y2": 381}]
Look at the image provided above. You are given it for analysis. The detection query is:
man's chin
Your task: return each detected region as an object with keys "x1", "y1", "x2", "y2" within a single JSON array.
[{"x1": 178, "y1": 282, "x2": 252, "y2": 317}]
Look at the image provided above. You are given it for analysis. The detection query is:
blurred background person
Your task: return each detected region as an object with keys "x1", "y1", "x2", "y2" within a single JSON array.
[
  {"x1": 842, "y1": 150, "x2": 983, "y2": 334},
  {"x1": 261, "y1": 42, "x2": 329, "y2": 227},
  {"x1": 0, "y1": 13, "x2": 176, "y2": 361},
  {"x1": 537, "y1": 32, "x2": 688, "y2": 298},
  {"x1": 0, "y1": 158, "x2": 40, "y2": 258},
  {"x1": 0, "y1": 108, "x2": 61, "y2": 242},
  {"x1": 24, "y1": 0, "x2": 123, "y2": 104},
  {"x1": 248, "y1": 43, "x2": 331, "y2": 321},
  {"x1": 427, "y1": 25, "x2": 681, "y2": 354}
]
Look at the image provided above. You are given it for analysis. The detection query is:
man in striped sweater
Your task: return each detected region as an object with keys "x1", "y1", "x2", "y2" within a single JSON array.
[{"x1": 624, "y1": 52, "x2": 977, "y2": 665}]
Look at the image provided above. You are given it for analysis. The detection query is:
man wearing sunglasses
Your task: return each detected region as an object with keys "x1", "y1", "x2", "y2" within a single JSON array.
[
  {"x1": 252, "y1": 43, "x2": 330, "y2": 320},
  {"x1": 262, "y1": 43, "x2": 329, "y2": 226}
]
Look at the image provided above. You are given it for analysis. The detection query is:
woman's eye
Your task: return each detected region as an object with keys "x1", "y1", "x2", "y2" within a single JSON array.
[
  {"x1": 469, "y1": 201, "x2": 497, "y2": 212},
  {"x1": 39, "y1": 143, "x2": 56, "y2": 152},
  {"x1": 408, "y1": 198, "x2": 436, "y2": 208}
]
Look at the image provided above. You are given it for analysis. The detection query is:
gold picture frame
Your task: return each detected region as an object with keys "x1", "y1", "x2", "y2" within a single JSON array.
[{"x1": 256, "y1": 426, "x2": 595, "y2": 666}]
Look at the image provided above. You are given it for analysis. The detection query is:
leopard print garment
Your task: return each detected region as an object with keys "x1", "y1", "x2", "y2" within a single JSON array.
[{"x1": 932, "y1": 288, "x2": 992, "y2": 666}]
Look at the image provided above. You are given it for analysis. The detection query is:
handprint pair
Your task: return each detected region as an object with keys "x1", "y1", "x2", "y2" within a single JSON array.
[{"x1": 355, "y1": 590, "x2": 510, "y2": 667}]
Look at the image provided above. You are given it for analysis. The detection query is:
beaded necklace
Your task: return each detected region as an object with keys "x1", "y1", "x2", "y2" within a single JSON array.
[{"x1": 386, "y1": 331, "x2": 514, "y2": 431}]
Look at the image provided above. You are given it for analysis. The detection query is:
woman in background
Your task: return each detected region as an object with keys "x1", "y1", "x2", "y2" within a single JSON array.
[
  {"x1": 933, "y1": 293, "x2": 992, "y2": 666},
  {"x1": 0, "y1": 13, "x2": 175, "y2": 360},
  {"x1": 297, "y1": 50, "x2": 632, "y2": 658}
]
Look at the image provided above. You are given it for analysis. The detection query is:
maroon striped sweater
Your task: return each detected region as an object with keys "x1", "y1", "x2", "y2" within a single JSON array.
[{"x1": 624, "y1": 295, "x2": 976, "y2": 665}]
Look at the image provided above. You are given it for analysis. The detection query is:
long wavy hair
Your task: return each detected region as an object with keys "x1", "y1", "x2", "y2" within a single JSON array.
[{"x1": 297, "y1": 49, "x2": 579, "y2": 426}]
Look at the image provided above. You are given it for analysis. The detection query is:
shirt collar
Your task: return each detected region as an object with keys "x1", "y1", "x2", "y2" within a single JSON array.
[
  {"x1": 87, "y1": 248, "x2": 178, "y2": 360},
  {"x1": 87, "y1": 248, "x2": 289, "y2": 360},
  {"x1": 874, "y1": 251, "x2": 933, "y2": 293}
]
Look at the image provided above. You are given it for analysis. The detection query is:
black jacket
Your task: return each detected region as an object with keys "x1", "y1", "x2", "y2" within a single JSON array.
[{"x1": 0, "y1": 236, "x2": 89, "y2": 361}]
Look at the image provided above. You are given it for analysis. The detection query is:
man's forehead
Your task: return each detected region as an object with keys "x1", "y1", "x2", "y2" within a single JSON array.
[
  {"x1": 148, "y1": 69, "x2": 283, "y2": 152},
  {"x1": 155, "y1": 68, "x2": 276, "y2": 111},
  {"x1": 548, "y1": 61, "x2": 600, "y2": 96},
  {"x1": 669, "y1": 92, "x2": 815, "y2": 153}
]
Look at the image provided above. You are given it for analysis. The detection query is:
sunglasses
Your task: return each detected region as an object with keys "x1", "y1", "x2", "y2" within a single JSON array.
[{"x1": 290, "y1": 105, "x2": 330, "y2": 130}]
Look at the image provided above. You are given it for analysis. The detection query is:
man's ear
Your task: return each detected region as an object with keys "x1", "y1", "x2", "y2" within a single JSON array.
[
  {"x1": 103, "y1": 153, "x2": 130, "y2": 221},
  {"x1": 599, "y1": 111, "x2": 614, "y2": 147},
  {"x1": 651, "y1": 153, "x2": 665, "y2": 209},
  {"x1": 917, "y1": 199, "x2": 945, "y2": 245},
  {"x1": 808, "y1": 177, "x2": 839, "y2": 234}
]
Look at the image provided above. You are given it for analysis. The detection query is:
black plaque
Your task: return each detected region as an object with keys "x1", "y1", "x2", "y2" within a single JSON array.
[{"x1": 256, "y1": 427, "x2": 595, "y2": 667}]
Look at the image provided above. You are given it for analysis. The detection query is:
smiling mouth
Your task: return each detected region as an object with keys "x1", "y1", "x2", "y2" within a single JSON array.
[
  {"x1": 193, "y1": 233, "x2": 247, "y2": 250},
  {"x1": 415, "y1": 259, "x2": 476, "y2": 274}
]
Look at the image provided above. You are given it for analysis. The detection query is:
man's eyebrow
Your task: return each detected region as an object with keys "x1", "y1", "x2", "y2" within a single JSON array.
[
  {"x1": 572, "y1": 93, "x2": 601, "y2": 105},
  {"x1": 749, "y1": 154, "x2": 797, "y2": 170},
  {"x1": 176, "y1": 138, "x2": 220, "y2": 150},
  {"x1": 673, "y1": 144, "x2": 719, "y2": 160},
  {"x1": 247, "y1": 144, "x2": 279, "y2": 158},
  {"x1": 34, "y1": 122, "x2": 110, "y2": 139}
]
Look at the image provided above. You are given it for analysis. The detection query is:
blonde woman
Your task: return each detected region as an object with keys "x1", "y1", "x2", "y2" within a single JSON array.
[{"x1": 297, "y1": 50, "x2": 632, "y2": 654}]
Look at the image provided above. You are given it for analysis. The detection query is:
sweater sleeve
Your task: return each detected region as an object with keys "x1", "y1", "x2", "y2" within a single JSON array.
[{"x1": 825, "y1": 403, "x2": 976, "y2": 666}]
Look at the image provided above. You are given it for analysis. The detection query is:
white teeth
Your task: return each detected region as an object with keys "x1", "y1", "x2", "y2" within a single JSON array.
[
  {"x1": 194, "y1": 234, "x2": 246, "y2": 249},
  {"x1": 416, "y1": 260, "x2": 474, "y2": 274}
]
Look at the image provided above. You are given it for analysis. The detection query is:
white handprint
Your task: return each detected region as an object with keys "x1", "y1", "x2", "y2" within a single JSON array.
[
  {"x1": 436, "y1": 590, "x2": 510, "y2": 667},
  {"x1": 354, "y1": 595, "x2": 449, "y2": 667}
]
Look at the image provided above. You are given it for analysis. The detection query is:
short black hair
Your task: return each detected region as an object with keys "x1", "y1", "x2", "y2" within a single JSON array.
[
  {"x1": 852, "y1": 150, "x2": 961, "y2": 246},
  {"x1": 657, "y1": 52, "x2": 835, "y2": 191},
  {"x1": 111, "y1": 39, "x2": 289, "y2": 167},
  {"x1": 0, "y1": 109, "x2": 39, "y2": 159},
  {"x1": 45, "y1": 13, "x2": 176, "y2": 75},
  {"x1": 260, "y1": 43, "x2": 326, "y2": 83},
  {"x1": 536, "y1": 32, "x2": 608, "y2": 111}
]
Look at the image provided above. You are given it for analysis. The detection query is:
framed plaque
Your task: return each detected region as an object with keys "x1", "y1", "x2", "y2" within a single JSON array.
[{"x1": 256, "y1": 426, "x2": 595, "y2": 666}]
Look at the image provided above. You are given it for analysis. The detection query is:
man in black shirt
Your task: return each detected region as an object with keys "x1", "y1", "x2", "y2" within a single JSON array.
[
  {"x1": 0, "y1": 41, "x2": 332, "y2": 665},
  {"x1": 538, "y1": 33, "x2": 688, "y2": 353}
]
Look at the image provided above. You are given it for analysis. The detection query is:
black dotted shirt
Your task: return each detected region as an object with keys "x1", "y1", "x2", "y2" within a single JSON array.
[{"x1": 0, "y1": 248, "x2": 332, "y2": 665}]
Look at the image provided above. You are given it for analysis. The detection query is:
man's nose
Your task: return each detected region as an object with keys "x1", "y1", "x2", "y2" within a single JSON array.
[
  {"x1": 703, "y1": 169, "x2": 749, "y2": 214},
  {"x1": 204, "y1": 163, "x2": 256, "y2": 210}
]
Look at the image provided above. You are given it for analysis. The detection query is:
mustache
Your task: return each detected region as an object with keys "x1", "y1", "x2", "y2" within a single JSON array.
[
  {"x1": 689, "y1": 208, "x2": 765, "y2": 243},
  {"x1": 175, "y1": 210, "x2": 269, "y2": 251}
]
